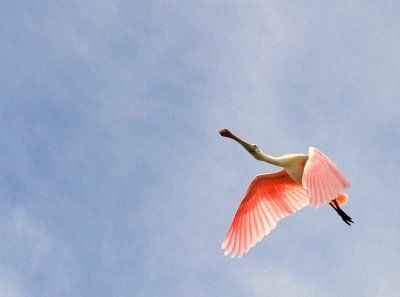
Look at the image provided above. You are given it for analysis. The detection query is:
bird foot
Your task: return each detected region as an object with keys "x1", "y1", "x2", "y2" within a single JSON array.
[
  {"x1": 338, "y1": 209, "x2": 354, "y2": 226},
  {"x1": 330, "y1": 200, "x2": 354, "y2": 226}
]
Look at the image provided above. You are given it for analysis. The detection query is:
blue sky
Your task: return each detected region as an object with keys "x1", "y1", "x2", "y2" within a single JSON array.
[{"x1": 1, "y1": 1, "x2": 399, "y2": 296}]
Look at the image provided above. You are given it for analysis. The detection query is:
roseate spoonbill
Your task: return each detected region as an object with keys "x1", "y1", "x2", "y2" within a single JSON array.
[{"x1": 219, "y1": 129, "x2": 353, "y2": 257}]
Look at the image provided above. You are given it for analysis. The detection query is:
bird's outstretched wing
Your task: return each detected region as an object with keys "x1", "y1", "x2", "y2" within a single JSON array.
[
  {"x1": 302, "y1": 147, "x2": 350, "y2": 208},
  {"x1": 221, "y1": 170, "x2": 309, "y2": 257}
]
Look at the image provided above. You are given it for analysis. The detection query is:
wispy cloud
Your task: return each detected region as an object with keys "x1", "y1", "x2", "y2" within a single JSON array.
[{"x1": 0, "y1": 1, "x2": 399, "y2": 296}]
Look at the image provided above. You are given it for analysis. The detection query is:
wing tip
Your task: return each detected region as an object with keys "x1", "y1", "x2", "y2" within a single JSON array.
[{"x1": 308, "y1": 146, "x2": 318, "y2": 154}]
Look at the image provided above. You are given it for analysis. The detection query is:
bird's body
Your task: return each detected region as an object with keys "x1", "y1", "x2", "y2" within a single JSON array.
[
  {"x1": 278, "y1": 154, "x2": 308, "y2": 183},
  {"x1": 219, "y1": 129, "x2": 353, "y2": 257}
]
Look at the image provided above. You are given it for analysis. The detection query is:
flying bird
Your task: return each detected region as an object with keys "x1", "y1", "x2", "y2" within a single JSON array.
[{"x1": 219, "y1": 129, "x2": 353, "y2": 257}]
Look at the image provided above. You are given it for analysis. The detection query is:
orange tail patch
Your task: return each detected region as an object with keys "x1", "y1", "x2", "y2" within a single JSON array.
[{"x1": 334, "y1": 192, "x2": 348, "y2": 206}]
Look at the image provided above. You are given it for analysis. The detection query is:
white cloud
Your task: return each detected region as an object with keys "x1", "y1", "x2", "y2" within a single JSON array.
[{"x1": 0, "y1": 207, "x2": 79, "y2": 296}]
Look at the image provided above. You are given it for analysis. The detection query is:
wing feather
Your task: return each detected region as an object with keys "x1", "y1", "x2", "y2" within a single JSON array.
[
  {"x1": 303, "y1": 147, "x2": 350, "y2": 208},
  {"x1": 256, "y1": 204, "x2": 268, "y2": 237},
  {"x1": 239, "y1": 211, "x2": 246, "y2": 257},
  {"x1": 221, "y1": 170, "x2": 310, "y2": 257},
  {"x1": 259, "y1": 200, "x2": 274, "y2": 231},
  {"x1": 252, "y1": 210, "x2": 260, "y2": 246}
]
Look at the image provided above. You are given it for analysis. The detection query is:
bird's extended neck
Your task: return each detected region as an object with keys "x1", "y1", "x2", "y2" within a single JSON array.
[{"x1": 219, "y1": 129, "x2": 284, "y2": 167}]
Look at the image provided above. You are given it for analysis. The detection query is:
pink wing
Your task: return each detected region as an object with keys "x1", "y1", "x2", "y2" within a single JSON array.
[
  {"x1": 221, "y1": 170, "x2": 310, "y2": 257},
  {"x1": 302, "y1": 147, "x2": 350, "y2": 208}
]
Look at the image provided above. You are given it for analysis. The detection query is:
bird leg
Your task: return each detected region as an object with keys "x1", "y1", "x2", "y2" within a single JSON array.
[{"x1": 329, "y1": 199, "x2": 354, "y2": 226}]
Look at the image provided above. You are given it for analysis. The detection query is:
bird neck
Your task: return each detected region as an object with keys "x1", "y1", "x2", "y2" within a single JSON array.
[
  {"x1": 256, "y1": 151, "x2": 284, "y2": 167},
  {"x1": 219, "y1": 129, "x2": 285, "y2": 168}
]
